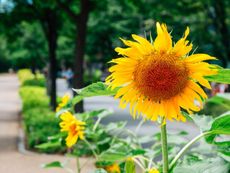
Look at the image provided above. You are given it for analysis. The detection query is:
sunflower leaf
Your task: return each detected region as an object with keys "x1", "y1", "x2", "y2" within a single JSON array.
[
  {"x1": 93, "y1": 169, "x2": 108, "y2": 173},
  {"x1": 205, "y1": 69, "x2": 230, "y2": 84},
  {"x1": 125, "y1": 158, "x2": 135, "y2": 173},
  {"x1": 72, "y1": 82, "x2": 119, "y2": 105},
  {"x1": 206, "y1": 111, "x2": 230, "y2": 143},
  {"x1": 173, "y1": 158, "x2": 229, "y2": 173},
  {"x1": 42, "y1": 161, "x2": 64, "y2": 168}
]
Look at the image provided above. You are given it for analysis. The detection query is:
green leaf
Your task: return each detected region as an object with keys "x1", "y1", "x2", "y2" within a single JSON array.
[
  {"x1": 205, "y1": 69, "x2": 230, "y2": 84},
  {"x1": 93, "y1": 169, "x2": 107, "y2": 173},
  {"x1": 105, "y1": 121, "x2": 127, "y2": 133},
  {"x1": 125, "y1": 159, "x2": 135, "y2": 173},
  {"x1": 138, "y1": 135, "x2": 154, "y2": 144},
  {"x1": 131, "y1": 149, "x2": 146, "y2": 156},
  {"x1": 55, "y1": 108, "x2": 70, "y2": 117},
  {"x1": 214, "y1": 141, "x2": 230, "y2": 162},
  {"x1": 76, "y1": 109, "x2": 113, "y2": 121},
  {"x1": 99, "y1": 143, "x2": 130, "y2": 162},
  {"x1": 173, "y1": 158, "x2": 229, "y2": 173},
  {"x1": 42, "y1": 161, "x2": 64, "y2": 168},
  {"x1": 72, "y1": 82, "x2": 119, "y2": 105},
  {"x1": 99, "y1": 151, "x2": 127, "y2": 162},
  {"x1": 35, "y1": 140, "x2": 62, "y2": 150},
  {"x1": 206, "y1": 111, "x2": 230, "y2": 143},
  {"x1": 191, "y1": 114, "x2": 214, "y2": 131}
]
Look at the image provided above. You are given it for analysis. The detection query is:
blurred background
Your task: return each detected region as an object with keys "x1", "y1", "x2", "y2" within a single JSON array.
[
  {"x1": 0, "y1": 1, "x2": 230, "y2": 172},
  {"x1": 0, "y1": 0, "x2": 230, "y2": 109},
  {"x1": 0, "y1": 0, "x2": 229, "y2": 130}
]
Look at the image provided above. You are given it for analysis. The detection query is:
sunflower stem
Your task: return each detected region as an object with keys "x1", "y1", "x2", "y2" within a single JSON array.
[
  {"x1": 83, "y1": 139, "x2": 98, "y2": 160},
  {"x1": 161, "y1": 122, "x2": 169, "y2": 173},
  {"x1": 76, "y1": 156, "x2": 81, "y2": 173},
  {"x1": 169, "y1": 131, "x2": 212, "y2": 171}
]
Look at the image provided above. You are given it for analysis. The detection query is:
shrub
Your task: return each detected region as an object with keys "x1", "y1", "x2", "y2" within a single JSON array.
[
  {"x1": 19, "y1": 86, "x2": 49, "y2": 112},
  {"x1": 18, "y1": 69, "x2": 46, "y2": 87},
  {"x1": 18, "y1": 69, "x2": 34, "y2": 84},
  {"x1": 18, "y1": 69, "x2": 61, "y2": 153},
  {"x1": 22, "y1": 77, "x2": 46, "y2": 87},
  {"x1": 23, "y1": 108, "x2": 60, "y2": 151}
]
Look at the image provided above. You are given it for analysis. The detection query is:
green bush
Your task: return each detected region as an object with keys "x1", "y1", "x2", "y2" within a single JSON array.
[
  {"x1": 19, "y1": 86, "x2": 49, "y2": 111},
  {"x1": 23, "y1": 108, "x2": 60, "y2": 152},
  {"x1": 22, "y1": 77, "x2": 46, "y2": 87},
  {"x1": 18, "y1": 69, "x2": 61, "y2": 153},
  {"x1": 18, "y1": 69, "x2": 34, "y2": 84},
  {"x1": 18, "y1": 69, "x2": 46, "y2": 87}
]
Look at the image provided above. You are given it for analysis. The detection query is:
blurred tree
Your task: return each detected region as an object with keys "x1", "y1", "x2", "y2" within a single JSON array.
[
  {"x1": 0, "y1": 0, "x2": 229, "y2": 110},
  {"x1": 0, "y1": 0, "x2": 60, "y2": 110},
  {"x1": 0, "y1": 35, "x2": 11, "y2": 72},
  {"x1": 57, "y1": 0, "x2": 91, "y2": 112}
]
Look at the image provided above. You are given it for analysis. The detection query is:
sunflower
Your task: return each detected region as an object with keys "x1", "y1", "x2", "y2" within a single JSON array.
[
  {"x1": 148, "y1": 168, "x2": 159, "y2": 173},
  {"x1": 106, "y1": 22, "x2": 217, "y2": 122},
  {"x1": 104, "y1": 163, "x2": 121, "y2": 173},
  {"x1": 56, "y1": 93, "x2": 70, "y2": 112},
  {"x1": 59, "y1": 111, "x2": 85, "y2": 147}
]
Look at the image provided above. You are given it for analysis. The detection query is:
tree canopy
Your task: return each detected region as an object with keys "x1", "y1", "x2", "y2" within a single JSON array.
[{"x1": 0, "y1": 0, "x2": 229, "y2": 71}]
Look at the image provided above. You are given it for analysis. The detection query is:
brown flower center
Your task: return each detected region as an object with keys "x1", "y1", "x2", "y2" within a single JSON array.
[
  {"x1": 70, "y1": 123, "x2": 78, "y2": 136},
  {"x1": 133, "y1": 53, "x2": 189, "y2": 101}
]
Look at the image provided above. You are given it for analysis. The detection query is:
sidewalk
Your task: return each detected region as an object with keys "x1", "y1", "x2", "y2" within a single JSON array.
[{"x1": 0, "y1": 74, "x2": 94, "y2": 173}]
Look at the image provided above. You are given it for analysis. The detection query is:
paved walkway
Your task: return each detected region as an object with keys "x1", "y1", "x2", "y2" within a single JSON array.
[{"x1": 0, "y1": 74, "x2": 94, "y2": 173}]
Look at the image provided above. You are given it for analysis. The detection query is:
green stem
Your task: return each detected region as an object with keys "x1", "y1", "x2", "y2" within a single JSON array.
[
  {"x1": 169, "y1": 131, "x2": 212, "y2": 170},
  {"x1": 76, "y1": 157, "x2": 81, "y2": 173},
  {"x1": 93, "y1": 117, "x2": 101, "y2": 132},
  {"x1": 83, "y1": 139, "x2": 98, "y2": 160},
  {"x1": 161, "y1": 123, "x2": 169, "y2": 173}
]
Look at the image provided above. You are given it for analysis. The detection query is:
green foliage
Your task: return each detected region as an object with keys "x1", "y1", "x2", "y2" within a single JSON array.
[
  {"x1": 72, "y1": 82, "x2": 119, "y2": 105},
  {"x1": 0, "y1": 35, "x2": 11, "y2": 72},
  {"x1": 42, "y1": 161, "x2": 64, "y2": 168},
  {"x1": 18, "y1": 69, "x2": 34, "y2": 84},
  {"x1": 200, "y1": 94, "x2": 230, "y2": 117},
  {"x1": 23, "y1": 108, "x2": 60, "y2": 152},
  {"x1": 18, "y1": 69, "x2": 61, "y2": 152},
  {"x1": 8, "y1": 21, "x2": 48, "y2": 70},
  {"x1": 206, "y1": 112, "x2": 230, "y2": 143},
  {"x1": 125, "y1": 159, "x2": 135, "y2": 173},
  {"x1": 93, "y1": 169, "x2": 107, "y2": 173},
  {"x1": 19, "y1": 86, "x2": 49, "y2": 111},
  {"x1": 173, "y1": 157, "x2": 229, "y2": 173},
  {"x1": 37, "y1": 80, "x2": 230, "y2": 172},
  {"x1": 18, "y1": 69, "x2": 46, "y2": 87},
  {"x1": 205, "y1": 69, "x2": 230, "y2": 84}
]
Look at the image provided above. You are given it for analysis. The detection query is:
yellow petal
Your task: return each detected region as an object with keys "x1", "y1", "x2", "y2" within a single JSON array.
[
  {"x1": 191, "y1": 73, "x2": 212, "y2": 89},
  {"x1": 173, "y1": 27, "x2": 192, "y2": 57},
  {"x1": 132, "y1": 34, "x2": 153, "y2": 53},
  {"x1": 188, "y1": 81, "x2": 208, "y2": 99},
  {"x1": 154, "y1": 22, "x2": 172, "y2": 52},
  {"x1": 186, "y1": 54, "x2": 217, "y2": 63}
]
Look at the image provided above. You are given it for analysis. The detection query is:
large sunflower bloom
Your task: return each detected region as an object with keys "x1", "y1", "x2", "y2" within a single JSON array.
[
  {"x1": 106, "y1": 22, "x2": 217, "y2": 122},
  {"x1": 59, "y1": 111, "x2": 85, "y2": 147}
]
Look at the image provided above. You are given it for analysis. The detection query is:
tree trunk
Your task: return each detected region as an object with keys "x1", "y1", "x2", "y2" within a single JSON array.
[
  {"x1": 213, "y1": 0, "x2": 229, "y2": 67},
  {"x1": 46, "y1": 10, "x2": 57, "y2": 111},
  {"x1": 73, "y1": 0, "x2": 91, "y2": 113}
]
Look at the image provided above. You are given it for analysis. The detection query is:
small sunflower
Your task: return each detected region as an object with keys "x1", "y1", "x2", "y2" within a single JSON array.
[
  {"x1": 59, "y1": 111, "x2": 85, "y2": 147},
  {"x1": 104, "y1": 163, "x2": 121, "y2": 173},
  {"x1": 148, "y1": 168, "x2": 159, "y2": 173},
  {"x1": 56, "y1": 93, "x2": 70, "y2": 112},
  {"x1": 106, "y1": 22, "x2": 217, "y2": 122}
]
